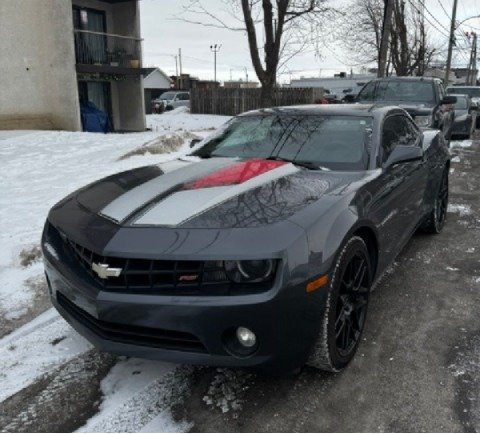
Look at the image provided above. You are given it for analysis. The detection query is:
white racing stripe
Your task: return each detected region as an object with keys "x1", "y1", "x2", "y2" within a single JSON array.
[
  {"x1": 100, "y1": 158, "x2": 234, "y2": 223},
  {"x1": 133, "y1": 163, "x2": 299, "y2": 226}
]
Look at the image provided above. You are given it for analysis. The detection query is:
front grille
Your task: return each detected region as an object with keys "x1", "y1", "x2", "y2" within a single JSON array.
[
  {"x1": 57, "y1": 292, "x2": 207, "y2": 352},
  {"x1": 66, "y1": 238, "x2": 231, "y2": 295}
]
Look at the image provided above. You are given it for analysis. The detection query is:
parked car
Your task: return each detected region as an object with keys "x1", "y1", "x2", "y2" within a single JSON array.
[
  {"x1": 152, "y1": 91, "x2": 190, "y2": 111},
  {"x1": 446, "y1": 86, "x2": 480, "y2": 127},
  {"x1": 42, "y1": 105, "x2": 450, "y2": 374},
  {"x1": 450, "y1": 94, "x2": 477, "y2": 139},
  {"x1": 345, "y1": 77, "x2": 456, "y2": 143}
]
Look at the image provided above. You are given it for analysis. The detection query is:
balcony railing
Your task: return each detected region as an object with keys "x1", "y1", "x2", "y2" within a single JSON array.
[{"x1": 74, "y1": 29, "x2": 142, "y2": 68}]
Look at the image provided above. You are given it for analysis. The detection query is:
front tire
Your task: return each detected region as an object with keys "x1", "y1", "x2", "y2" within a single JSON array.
[
  {"x1": 423, "y1": 169, "x2": 448, "y2": 234},
  {"x1": 307, "y1": 236, "x2": 372, "y2": 372}
]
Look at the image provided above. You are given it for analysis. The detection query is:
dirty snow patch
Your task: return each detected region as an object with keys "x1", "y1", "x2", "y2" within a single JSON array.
[
  {"x1": 451, "y1": 156, "x2": 461, "y2": 163},
  {"x1": 448, "y1": 203, "x2": 473, "y2": 217},
  {"x1": 0, "y1": 309, "x2": 92, "y2": 402},
  {"x1": 78, "y1": 358, "x2": 192, "y2": 433},
  {"x1": 451, "y1": 140, "x2": 473, "y2": 148},
  {"x1": 203, "y1": 368, "x2": 254, "y2": 414}
]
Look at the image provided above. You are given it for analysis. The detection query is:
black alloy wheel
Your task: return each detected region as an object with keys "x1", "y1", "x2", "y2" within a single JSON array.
[
  {"x1": 335, "y1": 253, "x2": 369, "y2": 357},
  {"x1": 424, "y1": 169, "x2": 449, "y2": 234},
  {"x1": 307, "y1": 236, "x2": 372, "y2": 372}
]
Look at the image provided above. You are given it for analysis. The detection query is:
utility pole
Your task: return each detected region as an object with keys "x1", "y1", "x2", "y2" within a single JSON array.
[
  {"x1": 174, "y1": 55, "x2": 179, "y2": 89},
  {"x1": 244, "y1": 66, "x2": 249, "y2": 83},
  {"x1": 378, "y1": 0, "x2": 394, "y2": 78},
  {"x1": 210, "y1": 44, "x2": 221, "y2": 83},
  {"x1": 445, "y1": 0, "x2": 458, "y2": 85},
  {"x1": 178, "y1": 48, "x2": 183, "y2": 89},
  {"x1": 466, "y1": 32, "x2": 477, "y2": 85},
  {"x1": 418, "y1": 0, "x2": 426, "y2": 75}
]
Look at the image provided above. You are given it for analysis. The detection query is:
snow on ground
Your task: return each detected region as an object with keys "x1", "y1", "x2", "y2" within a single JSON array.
[
  {"x1": 0, "y1": 308, "x2": 92, "y2": 402},
  {"x1": 0, "y1": 109, "x2": 229, "y2": 320},
  {"x1": 0, "y1": 109, "x2": 230, "y2": 431},
  {"x1": 78, "y1": 359, "x2": 192, "y2": 433},
  {"x1": 447, "y1": 203, "x2": 473, "y2": 217},
  {"x1": 451, "y1": 140, "x2": 473, "y2": 149},
  {"x1": 147, "y1": 107, "x2": 228, "y2": 132}
]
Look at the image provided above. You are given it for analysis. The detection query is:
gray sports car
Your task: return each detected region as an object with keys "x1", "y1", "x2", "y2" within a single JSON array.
[{"x1": 42, "y1": 105, "x2": 450, "y2": 374}]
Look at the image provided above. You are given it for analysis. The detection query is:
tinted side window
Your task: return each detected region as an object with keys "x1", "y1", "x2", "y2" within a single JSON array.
[
  {"x1": 357, "y1": 81, "x2": 376, "y2": 102},
  {"x1": 381, "y1": 115, "x2": 418, "y2": 164},
  {"x1": 179, "y1": 93, "x2": 190, "y2": 101}
]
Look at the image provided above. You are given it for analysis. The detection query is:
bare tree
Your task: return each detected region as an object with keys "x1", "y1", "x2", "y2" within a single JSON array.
[
  {"x1": 180, "y1": 0, "x2": 332, "y2": 106},
  {"x1": 341, "y1": 0, "x2": 437, "y2": 76},
  {"x1": 340, "y1": 0, "x2": 384, "y2": 70},
  {"x1": 389, "y1": 0, "x2": 436, "y2": 76}
]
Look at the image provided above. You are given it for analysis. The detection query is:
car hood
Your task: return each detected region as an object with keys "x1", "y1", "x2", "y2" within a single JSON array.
[
  {"x1": 374, "y1": 101, "x2": 435, "y2": 116},
  {"x1": 74, "y1": 157, "x2": 368, "y2": 229}
]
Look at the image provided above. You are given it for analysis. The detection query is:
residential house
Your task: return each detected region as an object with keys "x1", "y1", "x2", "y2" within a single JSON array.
[
  {"x1": 0, "y1": 0, "x2": 145, "y2": 132},
  {"x1": 143, "y1": 67, "x2": 173, "y2": 114}
]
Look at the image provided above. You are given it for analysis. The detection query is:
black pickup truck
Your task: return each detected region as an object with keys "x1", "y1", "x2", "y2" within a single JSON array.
[{"x1": 345, "y1": 77, "x2": 457, "y2": 143}]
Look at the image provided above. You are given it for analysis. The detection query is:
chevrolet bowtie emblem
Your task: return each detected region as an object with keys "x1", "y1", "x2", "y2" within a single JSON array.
[{"x1": 92, "y1": 262, "x2": 123, "y2": 279}]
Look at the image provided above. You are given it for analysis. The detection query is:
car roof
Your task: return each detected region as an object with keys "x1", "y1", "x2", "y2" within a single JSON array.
[
  {"x1": 239, "y1": 104, "x2": 402, "y2": 117},
  {"x1": 369, "y1": 76, "x2": 440, "y2": 83}
]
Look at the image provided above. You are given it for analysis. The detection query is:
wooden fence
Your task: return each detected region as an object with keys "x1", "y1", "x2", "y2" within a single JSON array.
[{"x1": 190, "y1": 87, "x2": 324, "y2": 116}]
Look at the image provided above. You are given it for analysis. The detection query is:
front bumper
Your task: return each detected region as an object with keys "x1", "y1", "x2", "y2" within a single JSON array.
[{"x1": 43, "y1": 224, "x2": 327, "y2": 372}]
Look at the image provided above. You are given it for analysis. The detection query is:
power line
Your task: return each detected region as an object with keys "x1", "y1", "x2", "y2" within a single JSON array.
[
  {"x1": 406, "y1": 0, "x2": 450, "y2": 39},
  {"x1": 417, "y1": 0, "x2": 451, "y2": 35}
]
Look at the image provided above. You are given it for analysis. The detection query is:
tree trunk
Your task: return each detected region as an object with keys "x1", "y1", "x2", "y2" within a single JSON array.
[{"x1": 260, "y1": 81, "x2": 275, "y2": 107}]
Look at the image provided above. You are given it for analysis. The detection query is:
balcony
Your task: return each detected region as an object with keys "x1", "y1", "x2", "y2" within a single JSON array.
[{"x1": 74, "y1": 29, "x2": 142, "y2": 75}]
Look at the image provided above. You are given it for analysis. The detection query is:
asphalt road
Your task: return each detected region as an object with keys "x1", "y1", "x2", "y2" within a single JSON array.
[{"x1": 1, "y1": 137, "x2": 479, "y2": 433}]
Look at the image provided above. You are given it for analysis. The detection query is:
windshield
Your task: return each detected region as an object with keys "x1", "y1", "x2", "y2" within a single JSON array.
[
  {"x1": 454, "y1": 96, "x2": 468, "y2": 110},
  {"x1": 160, "y1": 92, "x2": 176, "y2": 100},
  {"x1": 359, "y1": 80, "x2": 435, "y2": 104},
  {"x1": 447, "y1": 87, "x2": 480, "y2": 98},
  {"x1": 191, "y1": 115, "x2": 372, "y2": 170}
]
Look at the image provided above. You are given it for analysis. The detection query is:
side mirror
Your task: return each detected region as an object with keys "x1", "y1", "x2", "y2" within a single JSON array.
[
  {"x1": 441, "y1": 95, "x2": 457, "y2": 105},
  {"x1": 343, "y1": 94, "x2": 356, "y2": 103},
  {"x1": 189, "y1": 138, "x2": 201, "y2": 148},
  {"x1": 383, "y1": 145, "x2": 423, "y2": 168}
]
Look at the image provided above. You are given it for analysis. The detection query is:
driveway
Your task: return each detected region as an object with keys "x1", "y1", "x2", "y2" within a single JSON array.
[{"x1": 1, "y1": 136, "x2": 479, "y2": 433}]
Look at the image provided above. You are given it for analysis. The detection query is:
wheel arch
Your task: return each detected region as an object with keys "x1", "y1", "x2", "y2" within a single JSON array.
[{"x1": 352, "y1": 226, "x2": 379, "y2": 281}]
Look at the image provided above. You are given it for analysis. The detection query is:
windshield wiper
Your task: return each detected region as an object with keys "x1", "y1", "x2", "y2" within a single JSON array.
[{"x1": 266, "y1": 156, "x2": 328, "y2": 171}]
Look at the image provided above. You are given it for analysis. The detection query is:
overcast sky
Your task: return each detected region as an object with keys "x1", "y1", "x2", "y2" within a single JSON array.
[{"x1": 140, "y1": 0, "x2": 480, "y2": 83}]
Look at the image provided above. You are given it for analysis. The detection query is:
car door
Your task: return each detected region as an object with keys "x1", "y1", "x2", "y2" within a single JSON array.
[{"x1": 371, "y1": 114, "x2": 428, "y2": 260}]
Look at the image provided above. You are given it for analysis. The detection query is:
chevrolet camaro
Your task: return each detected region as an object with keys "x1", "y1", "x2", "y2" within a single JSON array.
[{"x1": 42, "y1": 105, "x2": 450, "y2": 373}]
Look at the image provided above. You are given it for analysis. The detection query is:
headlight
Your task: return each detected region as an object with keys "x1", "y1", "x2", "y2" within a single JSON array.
[
  {"x1": 224, "y1": 259, "x2": 276, "y2": 283},
  {"x1": 414, "y1": 115, "x2": 432, "y2": 127}
]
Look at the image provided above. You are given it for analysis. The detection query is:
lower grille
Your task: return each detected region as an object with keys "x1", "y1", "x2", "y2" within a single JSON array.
[{"x1": 57, "y1": 292, "x2": 207, "y2": 353}]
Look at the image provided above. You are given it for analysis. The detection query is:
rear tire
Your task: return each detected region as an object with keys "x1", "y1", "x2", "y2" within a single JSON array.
[
  {"x1": 307, "y1": 236, "x2": 372, "y2": 372},
  {"x1": 423, "y1": 169, "x2": 448, "y2": 234}
]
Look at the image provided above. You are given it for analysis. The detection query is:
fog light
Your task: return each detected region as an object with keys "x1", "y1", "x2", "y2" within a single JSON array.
[{"x1": 236, "y1": 327, "x2": 256, "y2": 348}]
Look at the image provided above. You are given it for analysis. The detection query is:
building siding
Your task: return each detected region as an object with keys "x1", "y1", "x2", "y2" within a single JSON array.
[{"x1": 0, "y1": 0, "x2": 81, "y2": 131}]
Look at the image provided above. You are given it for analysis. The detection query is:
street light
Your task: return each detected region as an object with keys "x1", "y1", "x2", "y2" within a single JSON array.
[{"x1": 210, "y1": 44, "x2": 221, "y2": 83}]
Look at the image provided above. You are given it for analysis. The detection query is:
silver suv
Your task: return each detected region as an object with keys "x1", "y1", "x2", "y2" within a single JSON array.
[{"x1": 153, "y1": 91, "x2": 190, "y2": 111}]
